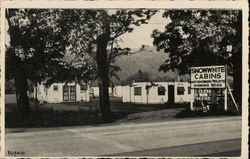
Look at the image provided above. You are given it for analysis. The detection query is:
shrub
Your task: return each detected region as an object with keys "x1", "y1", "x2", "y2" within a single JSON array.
[{"x1": 175, "y1": 108, "x2": 240, "y2": 118}]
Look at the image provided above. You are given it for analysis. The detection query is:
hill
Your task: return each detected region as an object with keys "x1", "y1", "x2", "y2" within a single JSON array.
[
  {"x1": 62, "y1": 46, "x2": 191, "y2": 86},
  {"x1": 113, "y1": 47, "x2": 178, "y2": 84}
]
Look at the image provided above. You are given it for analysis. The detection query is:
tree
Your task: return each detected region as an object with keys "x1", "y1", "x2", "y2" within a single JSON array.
[
  {"x1": 61, "y1": 10, "x2": 156, "y2": 121},
  {"x1": 121, "y1": 70, "x2": 152, "y2": 85},
  {"x1": 44, "y1": 55, "x2": 96, "y2": 87},
  {"x1": 5, "y1": 9, "x2": 69, "y2": 118},
  {"x1": 152, "y1": 10, "x2": 242, "y2": 108}
]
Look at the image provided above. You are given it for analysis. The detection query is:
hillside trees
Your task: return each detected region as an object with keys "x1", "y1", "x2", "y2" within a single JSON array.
[
  {"x1": 152, "y1": 10, "x2": 242, "y2": 107},
  {"x1": 5, "y1": 9, "x2": 69, "y2": 118},
  {"x1": 121, "y1": 70, "x2": 152, "y2": 85},
  {"x1": 60, "y1": 10, "x2": 156, "y2": 121}
]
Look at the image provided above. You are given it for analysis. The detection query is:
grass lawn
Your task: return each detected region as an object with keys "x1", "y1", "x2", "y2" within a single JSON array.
[
  {"x1": 5, "y1": 95, "x2": 238, "y2": 128},
  {"x1": 33, "y1": 97, "x2": 180, "y2": 114},
  {"x1": 5, "y1": 95, "x2": 186, "y2": 128}
]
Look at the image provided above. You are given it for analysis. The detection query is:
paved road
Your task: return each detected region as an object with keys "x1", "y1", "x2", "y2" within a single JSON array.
[
  {"x1": 5, "y1": 116, "x2": 241, "y2": 157},
  {"x1": 111, "y1": 139, "x2": 241, "y2": 156}
]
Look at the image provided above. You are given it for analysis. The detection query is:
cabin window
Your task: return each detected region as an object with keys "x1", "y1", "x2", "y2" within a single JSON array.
[
  {"x1": 63, "y1": 86, "x2": 69, "y2": 101},
  {"x1": 134, "y1": 87, "x2": 142, "y2": 96},
  {"x1": 80, "y1": 84, "x2": 87, "y2": 91},
  {"x1": 70, "y1": 86, "x2": 76, "y2": 101},
  {"x1": 158, "y1": 86, "x2": 166, "y2": 95},
  {"x1": 90, "y1": 88, "x2": 94, "y2": 94},
  {"x1": 177, "y1": 87, "x2": 185, "y2": 95},
  {"x1": 53, "y1": 85, "x2": 58, "y2": 91},
  {"x1": 188, "y1": 87, "x2": 191, "y2": 94}
]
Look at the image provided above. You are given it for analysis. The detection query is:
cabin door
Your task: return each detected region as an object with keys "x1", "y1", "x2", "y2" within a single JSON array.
[
  {"x1": 63, "y1": 85, "x2": 76, "y2": 101},
  {"x1": 168, "y1": 85, "x2": 175, "y2": 103}
]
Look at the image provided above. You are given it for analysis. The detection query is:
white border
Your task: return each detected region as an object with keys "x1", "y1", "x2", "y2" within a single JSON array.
[
  {"x1": 1, "y1": 0, "x2": 249, "y2": 158},
  {"x1": 0, "y1": 0, "x2": 248, "y2": 9}
]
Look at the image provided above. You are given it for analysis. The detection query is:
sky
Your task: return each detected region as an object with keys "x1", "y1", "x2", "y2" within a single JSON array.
[
  {"x1": 5, "y1": 10, "x2": 169, "y2": 49},
  {"x1": 118, "y1": 11, "x2": 169, "y2": 49}
]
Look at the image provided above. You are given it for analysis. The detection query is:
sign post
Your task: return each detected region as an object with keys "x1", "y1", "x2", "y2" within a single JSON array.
[
  {"x1": 190, "y1": 65, "x2": 227, "y2": 111},
  {"x1": 224, "y1": 84, "x2": 228, "y2": 111}
]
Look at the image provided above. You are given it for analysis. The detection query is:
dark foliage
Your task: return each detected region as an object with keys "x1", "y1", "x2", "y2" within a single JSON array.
[
  {"x1": 152, "y1": 10, "x2": 242, "y2": 106},
  {"x1": 60, "y1": 9, "x2": 157, "y2": 121},
  {"x1": 121, "y1": 70, "x2": 152, "y2": 85},
  {"x1": 6, "y1": 108, "x2": 128, "y2": 128},
  {"x1": 176, "y1": 107, "x2": 240, "y2": 118}
]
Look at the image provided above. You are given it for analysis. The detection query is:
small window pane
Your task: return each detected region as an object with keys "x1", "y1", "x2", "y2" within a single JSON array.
[
  {"x1": 158, "y1": 86, "x2": 166, "y2": 95},
  {"x1": 53, "y1": 85, "x2": 58, "y2": 91},
  {"x1": 134, "y1": 87, "x2": 141, "y2": 96},
  {"x1": 63, "y1": 86, "x2": 69, "y2": 101},
  {"x1": 177, "y1": 87, "x2": 185, "y2": 95},
  {"x1": 70, "y1": 86, "x2": 76, "y2": 101}
]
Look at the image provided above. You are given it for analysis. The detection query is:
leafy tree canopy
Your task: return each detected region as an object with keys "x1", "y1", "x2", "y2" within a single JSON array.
[
  {"x1": 121, "y1": 70, "x2": 152, "y2": 85},
  {"x1": 152, "y1": 10, "x2": 241, "y2": 75},
  {"x1": 6, "y1": 9, "x2": 69, "y2": 84},
  {"x1": 59, "y1": 9, "x2": 157, "y2": 76}
]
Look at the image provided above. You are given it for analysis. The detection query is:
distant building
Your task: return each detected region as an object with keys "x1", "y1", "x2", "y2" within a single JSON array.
[
  {"x1": 122, "y1": 82, "x2": 193, "y2": 104},
  {"x1": 90, "y1": 86, "x2": 99, "y2": 98},
  {"x1": 113, "y1": 86, "x2": 123, "y2": 97},
  {"x1": 31, "y1": 83, "x2": 90, "y2": 103},
  {"x1": 90, "y1": 86, "x2": 121, "y2": 98}
]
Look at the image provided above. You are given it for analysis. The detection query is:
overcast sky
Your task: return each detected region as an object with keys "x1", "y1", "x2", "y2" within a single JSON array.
[
  {"x1": 119, "y1": 11, "x2": 169, "y2": 49},
  {"x1": 5, "y1": 10, "x2": 169, "y2": 49}
]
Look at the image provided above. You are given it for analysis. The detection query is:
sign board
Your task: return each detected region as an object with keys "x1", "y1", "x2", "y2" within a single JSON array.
[
  {"x1": 195, "y1": 96, "x2": 211, "y2": 100},
  {"x1": 191, "y1": 65, "x2": 226, "y2": 88},
  {"x1": 194, "y1": 89, "x2": 211, "y2": 100}
]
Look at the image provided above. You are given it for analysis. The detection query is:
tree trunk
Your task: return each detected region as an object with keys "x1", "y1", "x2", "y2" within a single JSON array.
[
  {"x1": 146, "y1": 92, "x2": 149, "y2": 104},
  {"x1": 14, "y1": 68, "x2": 30, "y2": 120},
  {"x1": 8, "y1": 47, "x2": 30, "y2": 119},
  {"x1": 6, "y1": 12, "x2": 30, "y2": 119},
  {"x1": 96, "y1": 32, "x2": 111, "y2": 122}
]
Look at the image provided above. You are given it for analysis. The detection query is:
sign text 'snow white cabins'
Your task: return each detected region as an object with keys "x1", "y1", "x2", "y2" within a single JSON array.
[{"x1": 191, "y1": 65, "x2": 226, "y2": 88}]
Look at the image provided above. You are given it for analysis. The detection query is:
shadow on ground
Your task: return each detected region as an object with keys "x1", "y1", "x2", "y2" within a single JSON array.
[{"x1": 5, "y1": 96, "x2": 186, "y2": 128}]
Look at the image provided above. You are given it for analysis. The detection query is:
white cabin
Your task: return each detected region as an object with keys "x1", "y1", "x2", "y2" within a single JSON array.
[
  {"x1": 122, "y1": 82, "x2": 194, "y2": 104},
  {"x1": 32, "y1": 83, "x2": 90, "y2": 103},
  {"x1": 90, "y1": 86, "x2": 119, "y2": 98}
]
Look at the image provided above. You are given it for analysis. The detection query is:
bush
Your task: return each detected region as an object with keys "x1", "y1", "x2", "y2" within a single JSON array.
[
  {"x1": 175, "y1": 108, "x2": 240, "y2": 118},
  {"x1": 5, "y1": 108, "x2": 128, "y2": 128}
]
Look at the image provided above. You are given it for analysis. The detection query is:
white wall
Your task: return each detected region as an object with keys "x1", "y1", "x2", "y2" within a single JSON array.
[
  {"x1": 122, "y1": 82, "x2": 193, "y2": 104},
  {"x1": 76, "y1": 84, "x2": 90, "y2": 102},
  {"x1": 91, "y1": 87, "x2": 99, "y2": 97},
  {"x1": 174, "y1": 82, "x2": 193, "y2": 103},
  {"x1": 45, "y1": 83, "x2": 62, "y2": 103},
  {"x1": 148, "y1": 82, "x2": 168, "y2": 103},
  {"x1": 109, "y1": 87, "x2": 112, "y2": 95},
  {"x1": 122, "y1": 86, "x2": 131, "y2": 102},
  {"x1": 113, "y1": 86, "x2": 123, "y2": 97},
  {"x1": 34, "y1": 83, "x2": 89, "y2": 103},
  {"x1": 131, "y1": 82, "x2": 168, "y2": 104}
]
